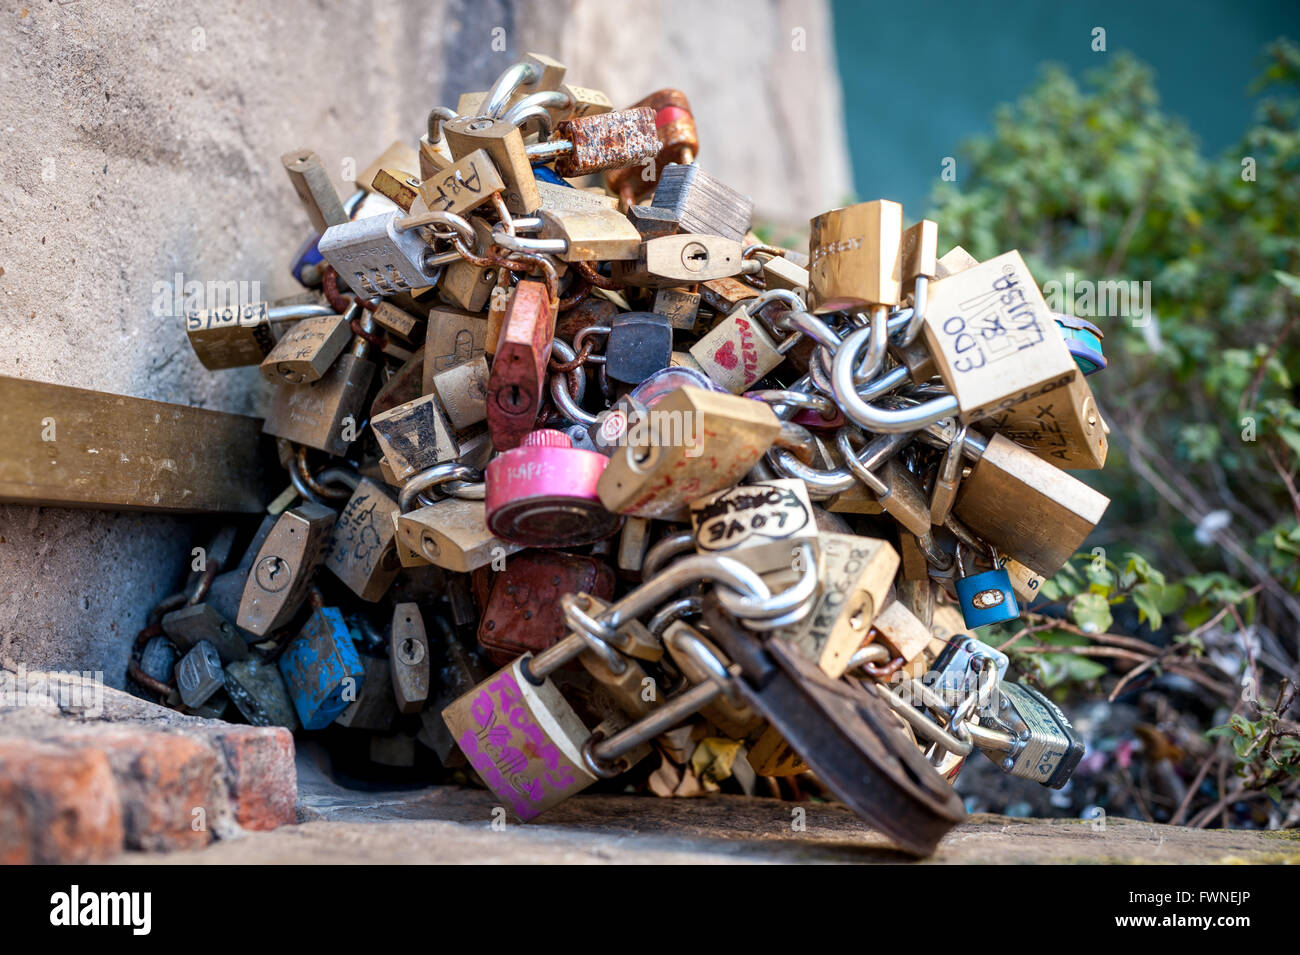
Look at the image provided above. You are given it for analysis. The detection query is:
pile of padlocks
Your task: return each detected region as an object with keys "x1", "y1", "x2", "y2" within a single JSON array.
[{"x1": 138, "y1": 53, "x2": 1114, "y2": 856}]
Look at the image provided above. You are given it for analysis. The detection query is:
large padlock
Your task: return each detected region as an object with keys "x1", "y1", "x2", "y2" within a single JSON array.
[
  {"x1": 278, "y1": 604, "x2": 366, "y2": 730},
  {"x1": 370, "y1": 394, "x2": 460, "y2": 483},
  {"x1": 440, "y1": 116, "x2": 540, "y2": 215},
  {"x1": 980, "y1": 369, "x2": 1109, "y2": 470},
  {"x1": 318, "y1": 210, "x2": 440, "y2": 298},
  {"x1": 185, "y1": 300, "x2": 334, "y2": 371},
  {"x1": 808, "y1": 199, "x2": 903, "y2": 314},
  {"x1": 476, "y1": 551, "x2": 615, "y2": 666},
  {"x1": 487, "y1": 279, "x2": 554, "y2": 451},
  {"x1": 932, "y1": 634, "x2": 1009, "y2": 710},
  {"x1": 650, "y1": 163, "x2": 752, "y2": 242},
  {"x1": 542, "y1": 107, "x2": 661, "y2": 178},
  {"x1": 597, "y1": 385, "x2": 782, "y2": 519},
  {"x1": 536, "y1": 206, "x2": 643, "y2": 262},
  {"x1": 236, "y1": 502, "x2": 335, "y2": 637},
  {"x1": 688, "y1": 478, "x2": 819, "y2": 576},
  {"x1": 769, "y1": 532, "x2": 900, "y2": 678},
  {"x1": 953, "y1": 546, "x2": 1021, "y2": 629},
  {"x1": 975, "y1": 681, "x2": 1084, "y2": 790},
  {"x1": 321, "y1": 475, "x2": 403, "y2": 602},
  {"x1": 484, "y1": 429, "x2": 622, "y2": 548},
  {"x1": 263, "y1": 326, "x2": 378, "y2": 457}
]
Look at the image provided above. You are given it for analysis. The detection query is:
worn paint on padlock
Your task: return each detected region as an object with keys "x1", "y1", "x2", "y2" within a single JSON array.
[
  {"x1": 689, "y1": 478, "x2": 818, "y2": 575},
  {"x1": 185, "y1": 301, "x2": 277, "y2": 370},
  {"x1": 389, "y1": 602, "x2": 430, "y2": 714},
  {"x1": 598, "y1": 385, "x2": 781, "y2": 519},
  {"x1": 175, "y1": 641, "x2": 224, "y2": 708},
  {"x1": 808, "y1": 199, "x2": 904, "y2": 312},
  {"x1": 323, "y1": 478, "x2": 402, "y2": 602},
  {"x1": 279, "y1": 605, "x2": 366, "y2": 731},
  {"x1": 689, "y1": 304, "x2": 784, "y2": 394},
  {"x1": 605, "y1": 311, "x2": 674, "y2": 384},
  {"x1": 980, "y1": 370, "x2": 1108, "y2": 470},
  {"x1": 224, "y1": 656, "x2": 299, "y2": 729},
  {"x1": 262, "y1": 352, "x2": 377, "y2": 456},
  {"x1": 476, "y1": 551, "x2": 615, "y2": 666},
  {"x1": 770, "y1": 533, "x2": 900, "y2": 679},
  {"x1": 922, "y1": 251, "x2": 1079, "y2": 424},
  {"x1": 442, "y1": 657, "x2": 598, "y2": 821},
  {"x1": 259, "y1": 314, "x2": 351, "y2": 385},
  {"x1": 236, "y1": 502, "x2": 335, "y2": 637},
  {"x1": 553, "y1": 106, "x2": 661, "y2": 178},
  {"x1": 396, "y1": 497, "x2": 522, "y2": 573},
  {"x1": 487, "y1": 280, "x2": 554, "y2": 452},
  {"x1": 370, "y1": 394, "x2": 460, "y2": 482},
  {"x1": 440, "y1": 116, "x2": 540, "y2": 215}
]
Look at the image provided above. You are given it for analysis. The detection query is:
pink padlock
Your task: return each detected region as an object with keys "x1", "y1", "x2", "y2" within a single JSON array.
[{"x1": 485, "y1": 429, "x2": 623, "y2": 547}]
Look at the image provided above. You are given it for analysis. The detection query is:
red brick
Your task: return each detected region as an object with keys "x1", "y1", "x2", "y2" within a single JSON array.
[
  {"x1": 210, "y1": 726, "x2": 297, "y2": 831},
  {"x1": 0, "y1": 739, "x2": 124, "y2": 864}
]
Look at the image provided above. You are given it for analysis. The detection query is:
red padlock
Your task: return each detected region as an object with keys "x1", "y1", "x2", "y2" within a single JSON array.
[{"x1": 487, "y1": 279, "x2": 554, "y2": 451}]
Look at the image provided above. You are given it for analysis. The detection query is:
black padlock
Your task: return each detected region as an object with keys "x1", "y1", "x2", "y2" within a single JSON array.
[{"x1": 604, "y1": 311, "x2": 674, "y2": 385}]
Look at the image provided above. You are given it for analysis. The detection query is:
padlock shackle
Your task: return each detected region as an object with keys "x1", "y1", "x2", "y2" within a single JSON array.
[
  {"x1": 426, "y1": 105, "x2": 457, "y2": 143},
  {"x1": 714, "y1": 542, "x2": 819, "y2": 624},
  {"x1": 482, "y1": 61, "x2": 542, "y2": 119},
  {"x1": 767, "y1": 447, "x2": 855, "y2": 495},
  {"x1": 833, "y1": 324, "x2": 958, "y2": 432},
  {"x1": 499, "y1": 103, "x2": 554, "y2": 142},
  {"x1": 266, "y1": 304, "x2": 336, "y2": 322},
  {"x1": 875, "y1": 681, "x2": 974, "y2": 757}
]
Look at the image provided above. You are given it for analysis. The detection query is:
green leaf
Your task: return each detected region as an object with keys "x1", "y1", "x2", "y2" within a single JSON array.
[
  {"x1": 1132, "y1": 584, "x2": 1163, "y2": 630},
  {"x1": 1070, "y1": 593, "x2": 1114, "y2": 633},
  {"x1": 1274, "y1": 270, "x2": 1300, "y2": 297}
]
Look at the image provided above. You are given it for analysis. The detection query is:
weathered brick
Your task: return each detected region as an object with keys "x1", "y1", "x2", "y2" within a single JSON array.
[
  {"x1": 209, "y1": 726, "x2": 297, "y2": 831},
  {"x1": 0, "y1": 739, "x2": 124, "y2": 864}
]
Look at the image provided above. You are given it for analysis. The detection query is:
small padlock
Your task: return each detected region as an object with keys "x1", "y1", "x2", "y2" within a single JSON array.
[
  {"x1": 980, "y1": 369, "x2": 1108, "y2": 470},
  {"x1": 396, "y1": 497, "x2": 522, "y2": 573},
  {"x1": 604, "y1": 311, "x2": 674, "y2": 385},
  {"x1": 184, "y1": 300, "x2": 301, "y2": 370},
  {"x1": 370, "y1": 166, "x2": 422, "y2": 211},
  {"x1": 334, "y1": 654, "x2": 397, "y2": 730},
  {"x1": 321, "y1": 475, "x2": 403, "y2": 602},
  {"x1": 1054, "y1": 313, "x2": 1107, "y2": 375},
  {"x1": 161, "y1": 603, "x2": 248, "y2": 664},
  {"x1": 976, "y1": 681, "x2": 1085, "y2": 790},
  {"x1": 485, "y1": 429, "x2": 622, "y2": 547},
  {"x1": 175, "y1": 641, "x2": 224, "y2": 708},
  {"x1": 652, "y1": 287, "x2": 702, "y2": 332},
  {"x1": 932, "y1": 632, "x2": 1010, "y2": 706},
  {"x1": 370, "y1": 394, "x2": 460, "y2": 483},
  {"x1": 953, "y1": 545, "x2": 1021, "y2": 629},
  {"x1": 689, "y1": 300, "x2": 785, "y2": 393},
  {"x1": 597, "y1": 385, "x2": 782, "y2": 519},
  {"x1": 438, "y1": 218, "x2": 500, "y2": 312},
  {"x1": 418, "y1": 148, "x2": 507, "y2": 217},
  {"x1": 236, "y1": 502, "x2": 336, "y2": 637},
  {"x1": 138, "y1": 636, "x2": 177, "y2": 685},
  {"x1": 536, "y1": 206, "x2": 643, "y2": 262},
  {"x1": 281, "y1": 149, "x2": 348, "y2": 233},
  {"x1": 224, "y1": 656, "x2": 299, "y2": 729},
  {"x1": 619, "y1": 233, "x2": 748, "y2": 288},
  {"x1": 278, "y1": 604, "x2": 366, "y2": 730},
  {"x1": 487, "y1": 279, "x2": 554, "y2": 451},
  {"x1": 424, "y1": 306, "x2": 489, "y2": 381},
  {"x1": 390, "y1": 602, "x2": 430, "y2": 714},
  {"x1": 650, "y1": 163, "x2": 752, "y2": 242}
]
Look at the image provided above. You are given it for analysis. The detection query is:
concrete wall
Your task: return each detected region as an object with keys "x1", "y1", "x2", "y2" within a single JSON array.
[{"x1": 0, "y1": 0, "x2": 850, "y2": 684}]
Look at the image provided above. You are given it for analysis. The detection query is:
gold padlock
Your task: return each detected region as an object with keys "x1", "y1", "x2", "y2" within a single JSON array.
[
  {"x1": 438, "y1": 216, "x2": 500, "y2": 311},
  {"x1": 981, "y1": 370, "x2": 1108, "y2": 470},
  {"x1": 537, "y1": 206, "x2": 643, "y2": 262},
  {"x1": 429, "y1": 355, "x2": 490, "y2": 433},
  {"x1": 663, "y1": 622, "x2": 764, "y2": 739},
  {"x1": 396, "y1": 497, "x2": 521, "y2": 572},
  {"x1": 390, "y1": 603, "x2": 430, "y2": 714},
  {"x1": 258, "y1": 313, "x2": 351, "y2": 385},
  {"x1": 808, "y1": 199, "x2": 903, "y2": 313},
  {"x1": 370, "y1": 167, "x2": 422, "y2": 211},
  {"x1": 440, "y1": 116, "x2": 540, "y2": 215},
  {"x1": 236, "y1": 502, "x2": 335, "y2": 637},
  {"x1": 652, "y1": 287, "x2": 702, "y2": 332},
  {"x1": 424, "y1": 306, "x2": 489, "y2": 384},
  {"x1": 418, "y1": 148, "x2": 507, "y2": 218},
  {"x1": 370, "y1": 394, "x2": 460, "y2": 483},
  {"x1": 262, "y1": 326, "x2": 378, "y2": 457},
  {"x1": 620, "y1": 234, "x2": 748, "y2": 288}
]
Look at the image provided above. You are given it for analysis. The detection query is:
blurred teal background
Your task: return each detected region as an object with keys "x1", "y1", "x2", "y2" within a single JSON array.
[{"x1": 831, "y1": 0, "x2": 1300, "y2": 213}]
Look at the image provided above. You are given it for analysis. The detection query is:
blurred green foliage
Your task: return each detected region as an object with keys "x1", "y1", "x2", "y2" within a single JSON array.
[{"x1": 929, "y1": 40, "x2": 1300, "y2": 812}]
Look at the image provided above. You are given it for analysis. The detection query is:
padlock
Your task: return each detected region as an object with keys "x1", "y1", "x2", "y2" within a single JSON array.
[
  {"x1": 932, "y1": 633, "x2": 1009, "y2": 711},
  {"x1": 663, "y1": 622, "x2": 762, "y2": 738},
  {"x1": 808, "y1": 199, "x2": 903, "y2": 313},
  {"x1": 617, "y1": 516, "x2": 652, "y2": 576},
  {"x1": 258, "y1": 312, "x2": 351, "y2": 385},
  {"x1": 619, "y1": 233, "x2": 748, "y2": 289},
  {"x1": 368, "y1": 300, "x2": 423, "y2": 344},
  {"x1": 537, "y1": 179, "x2": 620, "y2": 215},
  {"x1": 138, "y1": 636, "x2": 177, "y2": 685},
  {"x1": 975, "y1": 681, "x2": 1085, "y2": 789},
  {"x1": 625, "y1": 204, "x2": 681, "y2": 240},
  {"x1": 870, "y1": 601, "x2": 940, "y2": 681},
  {"x1": 281, "y1": 149, "x2": 348, "y2": 234},
  {"x1": 760, "y1": 254, "x2": 810, "y2": 299},
  {"x1": 953, "y1": 545, "x2": 1021, "y2": 629},
  {"x1": 1054, "y1": 313, "x2": 1107, "y2": 375},
  {"x1": 689, "y1": 300, "x2": 785, "y2": 393},
  {"x1": 699, "y1": 275, "x2": 758, "y2": 314},
  {"x1": 929, "y1": 425, "x2": 966, "y2": 525},
  {"x1": 1004, "y1": 557, "x2": 1045, "y2": 605},
  {"x1": 587, "y1": 393, "x2": 647, "y2": 456},
  {"x1": 527, "y1": 107, "x2": 660, "y2": 178},
  {"x1": 604, "y1": 311, "x2": 674, "y2": 385},
  {"x1": 487, "y1": 279, "x2": 554, "y2": 451},
  {"x1": 578, "y1": 641, "x2": 661, "y2": 722},
  {"x1": 747, "y1": 724, "x2": 809, "y2": 777},
  {"x1": 921, "y1": 250, "x2": 1079, "y2": 424},
  {"x1": 951, "y1": 430, "x2": 1110, "y2": 576},
  {"x1": 397, "y1": 497, "x2": 522, "y2": 572},
  {"x1": 175, "y1": 641, "x2": 224, "y2": 708},
  {"x1": 263, "y1": 327, "x2": 378, "y2": 457},
  {"x1": 689, "y1": 478, "x2": 818, "y2": 576},
  {"x1": 552, "y1": 83, "x2": 614, "y2": 121},
  {"x1": 439, "y1": 218, "x2": 500, "y2": 312},
  {"x1": 485, "y1": 429, "x2": 622, "y2": 547},
  {"x1": 835, "y1": 431, "x2": 933, "y2": 537},
  {"x1": 651, "y1": 163, "x2": 752, "y2": 242},
  {"x1": 428, "y1": 355, "x2": 489, "y2": 432},
  {"x1": 321, "y1": 475, "x2": 403, "y2": 601},
  {"x1": 279, "y1": 604, "x2": 366, "y2": 730},
  {"x1": 389, "y1": 602, "x2": 430, "y2": 714},
  {"x1": 335, "y1": 654, "x2": 397, "y2": 730},
  {"x1": 900, "y1": 218, "x2": 938, "y2": 300},
  {"x1": 224, "y1": 656, "x2": 299, "y2": 729},
  {"x1": 605, "y1": 89, "x2": 698, "y2": 203},
  {"x1": 370, "y1": 167, "x2": 422, "y2": 211},
  {"x1": 236, "y1": 502, "x2": 335, "y2": 637},
  {"x1": 424, "y1": 306, "x2": 489, "y2": 382},
  {"x1": 980, "y1": 369, "x2": 1108, "y2": 470},
  {"x1": 441, "y1": 656, "x2": 601, "y2": 821},
  {"x1": 536, "y1": 206, "x2": 643, "y2": 262},
  {"x1": 318, "y1": 209, "x2": 441, "y2": 298},
  {"x1": 418, "y1": 148, "x2": 507, "y2": 217},
  {"x1": 769, "y1": 532, "x2": 900, "y2": 678},
  {"x1": 440, "y1": 116, "x2": 540, "y2": 215},
  {"x1": 597, "y1": 385, "x2": 782, "y2": 519},
  {"x1": 935, "y1": 245, "x2": 980, "y2": 278},
  {"x1": 652, "y1": 287, "x2": 702, "y2": 332},
  {"x1": 370, "y1": 394, "x2": 460, "y2": 482},
  {"x1": 355, "y1": 139, "x2": 422, "y2": 196},
  {"x1": 160, "y1": 603, "x2": 248, "y2": 664}
]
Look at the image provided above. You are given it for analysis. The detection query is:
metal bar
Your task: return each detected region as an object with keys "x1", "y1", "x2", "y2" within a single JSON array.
[{"x1": 0, "y1": 376, "x2": 270, "y2": 513}]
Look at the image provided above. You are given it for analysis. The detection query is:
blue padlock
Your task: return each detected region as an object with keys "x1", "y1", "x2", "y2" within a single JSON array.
[
  {"x1": 1052, "y1": 313, "x2": 1106, "y2": 376},
  {"x1": 279, "y1": 605, "x2": 365, "y2": 729},
  {"x1": 954, "y1": 546, "x2": 1021, "y2": 629},
  {"x1": 532, "y1": 164, "x2": 572, "y2": 187},
  {"x1": 291, "y1": 233, "x2": 324, "y2": 286}
]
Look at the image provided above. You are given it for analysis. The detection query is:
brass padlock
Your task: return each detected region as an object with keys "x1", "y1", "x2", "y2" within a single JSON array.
[
  {"x1": 663, "y1": 622, "x2": 763, "y2": 738},
  {"x1": 370, "y1": 300, "x2": 423, "y2": 343},
  {"x1": 418, "y1": 148, "x2": 506, "y2": 218},
  {"x1": 688, "y1": 300, "x2": 785, "y2": 393},
  {"x1": 370, "y1": 394, "x2": 460, "y2": 483},
  {"x1": 980, "y1": 370, "x2": 1108, "y2": 469},
  {"x1": 258, "y1": 313, "x2": 351, "y2": 384},
  {"x1": 396, "y1": 497, "x2": 521, "y2": 572},
  {"x1": 597, "y1": 386, "x2": 782, "y2": 519},
  {"x1": 653, "y1": 287, "x2": 702, "y2": 332},
  {"x1": 390, "y1": 602, "x2": 430, "y2": 714},
  {"x1": 536, "y1": 206, "x2": 643, "y2": 262},
  {"x1": 620, "y1": 234, "x2": 748, "y2": 288},
  {"x1": 650, "y1": 162, "x2": 753, "y2": 242},
  {"x1": 553, "y1": 83, "x2": 613, "y2": 121},
  {"x1": 689, "y1": 478, "x2": 819, "y2": 575},
  {"x1": 355, "y1": 139, "x2": 422, "y2": 196},
  {"x1": 321, "y1": 475, "x2": 403, "y2": 601},
  {"x1": 769, "y1": 532, "x2": 900, "y2": 679},
  {"x1": 424, "y1": 306, "x2": 489, "y2": 384},
  {"x1": 808, "y1": 199, "x2": 903, "y2": 313},
  {"x1": 280, "y1": 149, "x2": 347, "y2": 233},
  {"x1": 236, "y1": 502, "x2": 335, "y2": 637},
  {"x1": 185, "y1": 300, "x2": 332, "y2": 371},
  {"x1": 872, "y1": 601, "x2": 944, "y2": 681},
  {"x1": 429, "y1": 354, "x2": 490, "y2": 432},
  {"x1": 951, "y1": 430, "x2": 1110, "y2": 577},
  {"x1": 438, "y1": 217, "x2": 500, "y2": 311},
  {"x1": 921, "y1": 250, "x2": 1078, "y2": 424},
  {"x1": 440, "y1": 116, "x2": 540, "y2": 215},
  {"x1": 370, "y1": 167, "x2": 422, "y2": 211}
]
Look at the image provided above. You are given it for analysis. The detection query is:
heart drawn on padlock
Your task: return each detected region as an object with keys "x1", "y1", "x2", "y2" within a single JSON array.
[
  {"x1": 712, "y1": 340, "x2": 739, "y2": 369},
  {"x1": 693, "y1": 484, "x2": 811, "y2": 553}
]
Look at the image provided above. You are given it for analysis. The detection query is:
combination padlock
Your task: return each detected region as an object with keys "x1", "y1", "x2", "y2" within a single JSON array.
[{"x1": 953, "y1": 545, "x2": 1021, "y2": 629}]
